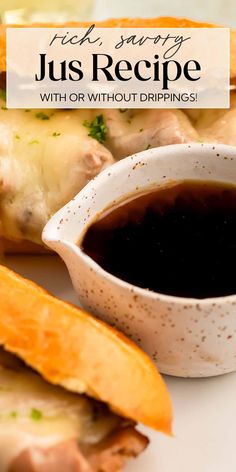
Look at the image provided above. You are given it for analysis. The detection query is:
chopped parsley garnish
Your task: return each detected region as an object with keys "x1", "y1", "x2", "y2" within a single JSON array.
[
  {"x1": 0, "y1": 89, "x2": 6, "y2": 102},
  {"x1": 83, "y1": 115, "x2": 107, "y2": 144},
  {"x1": 35, "y1": 112, "x2": 50, "y2": 121},
  {"x1": 28, "y1": 139, "x2": 39, "y2": 145},
  {"x1": 52, "y1": 132, "x2": 61, "y2": 137},
  {"x1": 31, "y1": 408, "x2": 43, "y2": 421}
]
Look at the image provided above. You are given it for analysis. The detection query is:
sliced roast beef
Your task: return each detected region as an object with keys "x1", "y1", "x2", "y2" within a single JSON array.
[
  {"x1": 103, "y1": 109, "x2": 198, "y2": 159},
  {"x1": 10, "y1": 427, "x2": 148, "y2": 472}
]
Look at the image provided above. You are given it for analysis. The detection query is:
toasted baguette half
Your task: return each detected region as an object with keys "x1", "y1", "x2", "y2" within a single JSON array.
[
  {"x1": 0, "y1": 16, "x2": 235, "y2": 78},
  {"x1": 0, "y1": 263, "x2": 173, "y2": 434}
]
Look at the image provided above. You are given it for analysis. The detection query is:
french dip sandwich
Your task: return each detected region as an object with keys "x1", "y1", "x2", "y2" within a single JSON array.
[
  {"x1": 0, "y1": 17, "x2": 235, "y2": 251},
  {"x1": 0, "y1": 264, "x2": 172, "y2": 471}
]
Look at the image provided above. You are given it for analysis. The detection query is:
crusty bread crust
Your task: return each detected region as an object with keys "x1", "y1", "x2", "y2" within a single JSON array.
[
  {"x1": 0, "y1": 264, "x2": 172, "y2": 434},
  {"x1": 0, "y1": 16, "x2": 235, "y2": 78}
]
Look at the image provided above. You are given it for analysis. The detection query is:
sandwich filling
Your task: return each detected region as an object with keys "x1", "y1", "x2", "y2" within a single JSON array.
[{"x1": 0, "y1": 348, "x2": 147, "y2": 472}]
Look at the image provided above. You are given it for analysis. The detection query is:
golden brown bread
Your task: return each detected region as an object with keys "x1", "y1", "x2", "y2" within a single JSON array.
[
  {"x1": 0, "y1": 16, "x2": 235, "y2": 78},
  {"x1": 0, "y1": 263, "x2": 173, "y2": 434}
]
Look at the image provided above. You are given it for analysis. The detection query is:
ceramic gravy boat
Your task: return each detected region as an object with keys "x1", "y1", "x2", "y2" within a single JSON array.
[{"x1": 43, "y1": 143, "x2": 236, "y2": 377}]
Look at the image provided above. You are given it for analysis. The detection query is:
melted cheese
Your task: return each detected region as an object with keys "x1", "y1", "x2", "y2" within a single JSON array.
[
  {"x1": 0, "y1": 103, "x2": 114, "y2": 243},
  {"x1": 0, "y1": 354, "x2": 121, "y2": 471}
]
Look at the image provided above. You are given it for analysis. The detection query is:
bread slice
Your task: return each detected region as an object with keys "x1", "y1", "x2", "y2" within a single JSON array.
[
  {"x1": 0, "y1": 16, "x2": 235, "y2": 78},
  {"x1": 0, "y1": 263, "x2": 173, "y2": 434}
]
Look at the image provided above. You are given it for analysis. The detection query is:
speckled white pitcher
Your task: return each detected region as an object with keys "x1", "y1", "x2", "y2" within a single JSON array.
[{"x1": 43, "y1": 143, "x2": 236, "y2": 378}]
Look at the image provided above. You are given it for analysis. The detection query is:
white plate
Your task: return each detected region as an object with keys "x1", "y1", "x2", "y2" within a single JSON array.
[{"x1": 5, "y1": 255, "x2": 236, "y2": 472}]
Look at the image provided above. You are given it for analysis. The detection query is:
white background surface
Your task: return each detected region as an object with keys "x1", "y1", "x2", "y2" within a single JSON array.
[{"x1": 5, "y1": 255, "x2": 236, "y2": 472}]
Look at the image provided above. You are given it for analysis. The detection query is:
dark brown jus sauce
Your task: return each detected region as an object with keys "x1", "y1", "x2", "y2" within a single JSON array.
[{"x1": 81, "y1": 181, "x2": 236, "y2": 299}]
